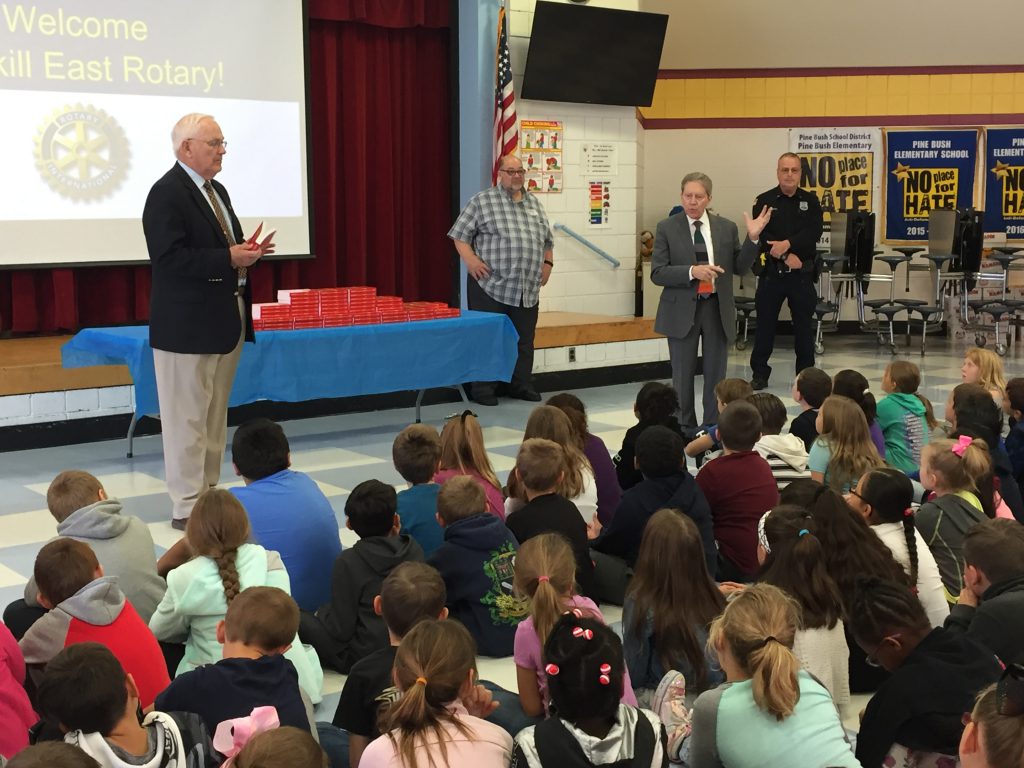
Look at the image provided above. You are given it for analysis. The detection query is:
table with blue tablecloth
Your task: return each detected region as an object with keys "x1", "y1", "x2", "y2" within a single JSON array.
[{"x1": 62, "y1": 310, "x2": 518, "y2": 455}]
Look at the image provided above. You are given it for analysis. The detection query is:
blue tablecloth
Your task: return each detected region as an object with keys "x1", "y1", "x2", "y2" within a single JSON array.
[{"x1": 62, "y1": 310, "x2": 518, "y2": 416}]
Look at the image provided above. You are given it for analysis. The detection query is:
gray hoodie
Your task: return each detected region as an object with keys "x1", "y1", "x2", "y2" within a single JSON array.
[
  {"x1": 754, "y1": 433, "x2": 812, "y2": 491},
  {"x1": 24, "y1": 499, "x2": 165, "y2": 622}
]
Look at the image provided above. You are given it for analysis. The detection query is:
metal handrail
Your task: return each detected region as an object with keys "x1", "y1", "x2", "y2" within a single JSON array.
[{"x1": 553, "y1": 223, "x2": 620, "y2": 268}]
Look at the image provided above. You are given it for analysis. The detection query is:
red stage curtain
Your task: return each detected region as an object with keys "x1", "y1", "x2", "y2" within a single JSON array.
[{"x1": 0, "y1": 0, "x2": 451, "y2": 333}]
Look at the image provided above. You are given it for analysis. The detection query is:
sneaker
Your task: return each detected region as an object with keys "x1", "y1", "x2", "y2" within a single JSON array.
[
  {"x1": 651, "y1": 670, "x2": 691, "y2": 763},
  {"x1": 750, "y1": 377, "x2": 769, "y2": 391}
]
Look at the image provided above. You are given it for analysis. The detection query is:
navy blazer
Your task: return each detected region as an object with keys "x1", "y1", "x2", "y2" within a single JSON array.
[
  {"x1": 650, "y1": 211, "x2": 757, "y2": 343},
  {"x1": 143, "y1": 164, "x2": 254, "y2": 354}
]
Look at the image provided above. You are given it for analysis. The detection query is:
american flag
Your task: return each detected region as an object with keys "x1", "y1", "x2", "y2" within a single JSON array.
[{"x1": 492, "y1": 2, "x2": 518, "y2": 185}]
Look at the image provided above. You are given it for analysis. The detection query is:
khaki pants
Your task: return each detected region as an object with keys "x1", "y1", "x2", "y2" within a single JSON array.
[{"x1": 153, "y1": 297, "x2": 245, "y2": 521}]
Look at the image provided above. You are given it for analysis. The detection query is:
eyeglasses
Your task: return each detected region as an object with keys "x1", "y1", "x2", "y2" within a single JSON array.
[
  {"x1": 998, "y1": 663, "x2": 1024, "y2": 717},
  {"x1": 847, "y1": 489, "x2": 867, "y2": 503},
  {"x1": 865, "y1": 634, "x2": 901, "y2": 668},
  {"x1": 445, "y1": 409, "x2": 478, "y2": 423},
  {"x1": 188, "y1": 138, "x2": 228, "y2": 149},
  {"x1": 500, "y1": 168, "x2": 526, "y2": 176}
]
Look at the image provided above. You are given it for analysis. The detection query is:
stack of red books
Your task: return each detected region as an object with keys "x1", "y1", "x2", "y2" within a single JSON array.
[{"x1": 252, "y1": 288, "x2": 461, "y2": 331}]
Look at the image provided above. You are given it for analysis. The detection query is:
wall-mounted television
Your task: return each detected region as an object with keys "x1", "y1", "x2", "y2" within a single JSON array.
[{"x1": 521, "y1": 2, "x2": 668, "y2": 107}]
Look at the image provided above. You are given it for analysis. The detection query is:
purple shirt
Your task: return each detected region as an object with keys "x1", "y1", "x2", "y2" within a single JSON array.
[
  {"x1": 514, "y1": 594, "x2": 637, "y2": 713},
  {"x1": 585, "y1": 433, "x2": 622, "y2": 524},
  {"x1": 869, "y1": 420, "x2": 887, "y2": 460}
]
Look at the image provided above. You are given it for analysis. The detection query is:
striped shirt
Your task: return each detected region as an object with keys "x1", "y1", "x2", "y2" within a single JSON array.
[{"x1": 448, "y1": 185, "x2": 553, "y2": 307}]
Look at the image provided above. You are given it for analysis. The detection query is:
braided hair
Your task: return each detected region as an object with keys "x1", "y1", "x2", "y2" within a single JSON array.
[
  {"x1": 186, "y1": 489, "x2": 252, "y2": 605},
  {"x1": 858, "y1": 468, "x2": 920, "y2": 585},
  {"x1": 845, "y1": 576, "x2": 929, "y2": 647}
]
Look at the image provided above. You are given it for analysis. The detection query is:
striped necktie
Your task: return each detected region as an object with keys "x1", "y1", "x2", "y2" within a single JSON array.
[
  {"x1": 203, "y1": 181, "x2": 246, "y2": 283},
  {"x1": 693, "y1": 220, "x2": 713, "y2": 296}
]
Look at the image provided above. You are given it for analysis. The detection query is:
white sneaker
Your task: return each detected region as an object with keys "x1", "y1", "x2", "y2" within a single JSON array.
[{"x1": 651, "y1": 670, "x2": 691, "y2": 762}]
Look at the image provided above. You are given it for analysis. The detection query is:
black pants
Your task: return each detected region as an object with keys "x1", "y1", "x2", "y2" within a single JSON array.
[
  {"x1": 467, "y1": 278, "x2": 538, "y2": 396},
  {"x1": 750, "y1": 271, "x2": 817, "y2": 382},
  {"x1": 3, "y1": 599, "x2": 46, "y2": 640}
]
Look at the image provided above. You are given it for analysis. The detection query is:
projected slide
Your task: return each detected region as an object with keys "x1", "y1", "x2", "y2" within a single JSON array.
[{"x1": 0, "y1": 0, "x2": 312, "y2": 267}]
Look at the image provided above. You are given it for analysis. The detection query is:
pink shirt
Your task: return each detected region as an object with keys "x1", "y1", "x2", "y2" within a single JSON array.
[
  {"x1": 433, "y1": 468, "x2": 505, "y2": 521},
  {"x1": 358, "y1": 702, "x2": 511, "y2": 768},
  {"x1": 0, "y1": 622, "x2": 36, "y2": 758},
  {"x1": 513, "y1": 594, "x2": 637, "y2": 713}
]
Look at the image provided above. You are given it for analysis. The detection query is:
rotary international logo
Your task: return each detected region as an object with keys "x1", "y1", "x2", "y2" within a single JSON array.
[{"x1": 35, "y1": 104, "x2": 130, "y2": 201}]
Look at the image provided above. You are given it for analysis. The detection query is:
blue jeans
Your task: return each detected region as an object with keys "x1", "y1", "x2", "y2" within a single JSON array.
[
  {"x1": 480, "y1": 680, "x2": 542, "y2": 736},
  {"x1": 316, "y1": 722, "x2": 349, "y2": 768}
]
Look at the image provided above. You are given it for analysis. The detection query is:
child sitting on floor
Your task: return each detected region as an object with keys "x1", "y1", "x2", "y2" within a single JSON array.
[
  {"x1": 945, "y1": 518, "x2": 1024, "y2": 666},
  {"x1": 696, "y1": 400, "x2": 779, "y2": 581},
  {"x1": 7, "y1": 470, "x2": 164, "y2": 640},
  {"x1": 154, "y1": 586, "x2": 316, "y2": 737},
  {"x1": 614, "y1": 382, "x2": 684, "y2": 490},
  {"x1": 513, "y1": 533, "x2": 636, "y2": 717},
  {"x1": 546, "y1": 393, "x2": 621, "y2": 525},
  {"x1": 148, "y1": 489, "x2": 323, "y2": 701},
  {"x1": 961, "y1": 347, "x2": 1007, "y2": 406},
  {"x1": 789, "y1": 367, "x2": 832, "y2": 452},
  {"x1": 505, "y1": 438, "x2": 594, "y2": 598},
  {"x1": 229, "y1": 418, "x2": 341, "y2": 613},
  {"x1": 433, "y1": 410, "x2": 505, "y2": 519},
  {"x1": 685, "y1": 378, "x2": 754, "y2": 463},
  {"x1": 19, "y1": 539, "x2": 169, "y2": 709},
  {"x1": 808, "y1": 395, "x2": 885, "y2": 493},
  {"x1": 35, "y1": 642, "x2": 217, "y2": 768},
  {"x1": 832, "y1": 369, "x2": 886, "y2": 459},
  {"x1": 429, "y1": 476, "x2": 524, "y2": 657},
  {"x1": 623, "y1": 509, "x2": 724, "y2": 702},
  {"x1": 305, "y1": 480, "x2": 423, "y2": 674},
  {"x1": 332, "y1": 561, "x2": 448, "y2": 768},
  {"x1": 506, "y1": 406, "x2": 597, "y2": 522},
  {"x1": 917, "y1": 437, "x2": 992, "y2": 602},
  {"x1": 393, "y1": 424, "x2": 445, "y2": 557},
  {"x1": 358, "y1": 620, "x2": 513, "y2": 768},
  {"x1": 747, "y1": 392, "x2": 811, "y2": 491},
  {"x1": 685, "y1": 584, "x2": 859, "y2": 767},
  {"x1": 877, "y1": 360, "x2": 936, "y2": 474},
  {"x1": 512, "y1": 615, "x2": 667, "y2": 768}
]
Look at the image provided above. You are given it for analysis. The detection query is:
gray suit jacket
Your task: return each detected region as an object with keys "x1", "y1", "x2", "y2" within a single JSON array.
[{"x1": 651, "y1": 211, "x2": 758, "y2": 343}]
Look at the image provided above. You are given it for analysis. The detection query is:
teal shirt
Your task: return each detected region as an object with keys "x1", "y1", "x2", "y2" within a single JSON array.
[
  {"x1": 688, "y1": 671, "x2": 859, "y2": 768},
  {"x1": 877, "y1": 392, "x2": 931, "y2": 473}
]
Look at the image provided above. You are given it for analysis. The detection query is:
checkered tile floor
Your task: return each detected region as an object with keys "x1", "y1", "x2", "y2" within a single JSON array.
[{"x1": 2, "y1": 333, "x2": 1018, "y2": 720}]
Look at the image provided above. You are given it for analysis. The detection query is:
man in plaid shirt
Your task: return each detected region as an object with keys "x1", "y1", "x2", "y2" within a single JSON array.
[{"x1": 449, "y1": 155, "x2": 554, "y2": 406}]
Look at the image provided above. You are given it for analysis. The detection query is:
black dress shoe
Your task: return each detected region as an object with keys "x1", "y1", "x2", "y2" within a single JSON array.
[
  {"x1": 171, "y1": 517, "x2": 189, "y2": 531},
  {"x1": 508, "y1": 386, "x2": 542, "y2": 402},
  {"x1": 750, "y1": 378, "x2": 769, "y2": 391},
  {"x1": 471, "y1": 391, "x2": 499, "y2": 406}
]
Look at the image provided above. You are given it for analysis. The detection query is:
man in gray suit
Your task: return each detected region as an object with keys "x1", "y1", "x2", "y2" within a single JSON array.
[{"x1": 652, "y1": 172, "x2": 771, "y2": 430}]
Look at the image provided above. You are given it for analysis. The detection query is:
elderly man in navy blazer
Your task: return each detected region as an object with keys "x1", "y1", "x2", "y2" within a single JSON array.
[
  {"x1": 651, "y1": 172, "x2": 771, "y2": 431},
  {"x1": 142, "y1": 113, "x2": 273, "y2": 528}
]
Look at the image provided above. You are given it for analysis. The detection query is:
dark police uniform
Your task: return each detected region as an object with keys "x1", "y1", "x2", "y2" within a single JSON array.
[{"x1": 749, "y1": 185, "x2": 823, "y2": 385}]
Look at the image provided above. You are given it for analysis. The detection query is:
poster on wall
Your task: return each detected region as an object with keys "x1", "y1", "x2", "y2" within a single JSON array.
[
  {"x1": 984, "y1": 127, "x2": 1024, "y2": 241},
  {"x1": 882, "y1": 128, "x2": 980, "y2": 243},
  {"x1": 582, "y1": 143, "x2": 618, "y2": 176},
  {"x1": 588, "y1": 180, "x2": 611, "y2": 228},
  {"x1": 521, "y1": 119, "x2": 562, "y2": 194},
  {"x1": 789, "y1": 128, "x2": 880, "y2": 246}
]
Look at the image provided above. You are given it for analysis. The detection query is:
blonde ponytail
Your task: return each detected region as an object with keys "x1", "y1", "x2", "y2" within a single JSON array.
[{"x1": 708, "y1": 583, "x2": 801, "y2": 721}]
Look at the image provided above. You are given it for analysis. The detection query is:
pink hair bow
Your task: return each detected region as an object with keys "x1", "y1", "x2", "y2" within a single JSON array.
[
  {"x1": 951, "y1": 435, "x2": 973, "y2": 457},
  {"x1": 214, "y1": 706, "x2": 280, "y2": 764}
]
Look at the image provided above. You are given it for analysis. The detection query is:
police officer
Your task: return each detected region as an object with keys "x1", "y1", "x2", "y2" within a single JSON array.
[{"x1": 749, "y1": 152, "x2": 823, "y2": 390}]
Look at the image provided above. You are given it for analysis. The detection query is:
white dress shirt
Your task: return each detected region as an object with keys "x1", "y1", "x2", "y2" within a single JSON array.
[{"x1": 687, "y1": 210, "x2": 715, "y2": 284}]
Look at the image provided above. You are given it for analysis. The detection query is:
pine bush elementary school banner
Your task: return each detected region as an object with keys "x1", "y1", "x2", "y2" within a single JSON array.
[
  {"x1": 883, "y1": 129, "x2": 980, "y2": 243},
  {"x1": 789, "y1": 128, "x2": 881, "y2": 245},
  {"x1": 985, "y1": 127, "x2": 1024, "y2": 241}
]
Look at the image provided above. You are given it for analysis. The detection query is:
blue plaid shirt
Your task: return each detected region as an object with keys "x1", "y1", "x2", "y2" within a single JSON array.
[{"x1": 448, "y1": 185, "x2": 554, "y2": 307}]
